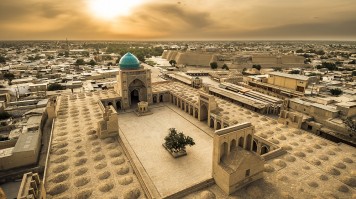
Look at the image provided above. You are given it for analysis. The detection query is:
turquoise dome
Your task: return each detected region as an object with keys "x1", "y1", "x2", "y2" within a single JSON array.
[{"x1": 119, "y1": 52, "x2": 140, "y2": 70}]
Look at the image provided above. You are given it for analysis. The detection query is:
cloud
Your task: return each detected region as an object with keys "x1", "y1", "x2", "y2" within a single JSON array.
[{"x1": 0, "y1": 0, "x2": 355, "y2": 40}]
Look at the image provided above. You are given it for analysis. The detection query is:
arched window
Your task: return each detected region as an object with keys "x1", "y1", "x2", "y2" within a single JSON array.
[
  {"x1": 238, "y1": 137, "x2": 244, "y2": 148},
  {"x1": 230, "y1": 139, "x2": 236, "y2": 152}
]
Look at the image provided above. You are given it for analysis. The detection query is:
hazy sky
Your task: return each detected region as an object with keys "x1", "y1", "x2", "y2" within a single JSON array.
[{"x1": 0, "y1": 0, "x2": 355, "y2": 40}]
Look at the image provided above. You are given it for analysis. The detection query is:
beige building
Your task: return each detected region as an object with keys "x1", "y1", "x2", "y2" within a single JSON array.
[
  {"x1": 212, "y1": 122, "x2": 264, "y2": 194},
  {"x1": 114, "y1": 53, "x2": 153, "y2": 109},
  {"x1": 268, "y1": 72, "x2": 310, "y2": 92},
  {"x1": 279, "y1": 98, "x2": 356, "y2": 146},
  {"x1": 17, "y1": 172, "x2": 46, "y2": 199}
]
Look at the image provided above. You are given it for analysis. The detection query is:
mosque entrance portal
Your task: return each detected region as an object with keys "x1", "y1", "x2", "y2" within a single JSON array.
[{"x1": 130, "y1": 89, "x2": 139, "y2": 105}]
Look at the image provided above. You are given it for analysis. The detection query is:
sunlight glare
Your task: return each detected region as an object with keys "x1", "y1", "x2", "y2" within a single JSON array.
[{"x1": 88, "y1": 0, "x2": 144, "y2": 19}]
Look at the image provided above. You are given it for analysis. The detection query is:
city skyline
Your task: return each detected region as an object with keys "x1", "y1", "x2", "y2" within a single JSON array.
[{"x1": 0, "y1": 0, "x2": 356, "y2": 40}]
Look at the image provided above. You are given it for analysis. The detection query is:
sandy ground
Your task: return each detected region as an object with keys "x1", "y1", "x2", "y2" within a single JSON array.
[
  {"x1": 45, "y1": 91, "x2": 144, "y2": 199},
  {"x1": 119, "y1": 105, "x2": 213, "y2": 197}
]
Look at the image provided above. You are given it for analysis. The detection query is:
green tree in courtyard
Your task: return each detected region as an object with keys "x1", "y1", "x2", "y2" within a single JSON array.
[
  {"x1": 252, "y1": 64, "x2": 261, "y2": 70},
  {"x1": 3, "y1": 73, "x2": 15, "y2": 85},
  {"x1": 210, "y1": 62, "x2": 218, "y2": 69},
  {"x1": 164, "y1": 128, "x2": 195, "y2": 153},
  {"x1": 169, "y1": 60, "x2": 177, "y2": 67},
  {"x1": 222, "y1": 64, "x2": 229, "y2": 70},
  {"x1": 329, "y1": 88, "x2": 342, "y2": 96}
]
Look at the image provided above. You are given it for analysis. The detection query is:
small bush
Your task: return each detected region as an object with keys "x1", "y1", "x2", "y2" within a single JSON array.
[{"x1": 0, "y1": 111, "x2": 11, "y2": 120}]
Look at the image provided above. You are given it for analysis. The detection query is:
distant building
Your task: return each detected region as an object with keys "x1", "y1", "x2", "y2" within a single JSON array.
[{"x1": 267, "y1": 72, "x2": 310, "y2": 92}]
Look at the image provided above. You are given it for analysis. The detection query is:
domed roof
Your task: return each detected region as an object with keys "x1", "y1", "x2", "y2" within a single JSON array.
[{"x1": 119, "y1": 52, "x2": 140, "y2": 70}]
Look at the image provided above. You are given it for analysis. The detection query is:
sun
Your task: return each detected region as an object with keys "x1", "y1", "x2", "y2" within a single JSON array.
[{"x1": 88, "y1": 0, "x2": 144, "y2": 20}]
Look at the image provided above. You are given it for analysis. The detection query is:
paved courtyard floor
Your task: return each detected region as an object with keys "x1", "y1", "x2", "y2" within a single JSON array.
[{"x1": 118, "y1": 104, "x2": 213, "y2": 197}]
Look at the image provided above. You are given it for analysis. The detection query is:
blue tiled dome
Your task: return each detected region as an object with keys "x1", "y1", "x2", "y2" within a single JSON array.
[{"x1": 118, "y1": 52, "x2": 140, "y2": 70}]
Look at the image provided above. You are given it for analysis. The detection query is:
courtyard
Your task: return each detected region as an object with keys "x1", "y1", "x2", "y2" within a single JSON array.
[{"x1": 118, "y1": 104, "x2": 213, "y2": 197}]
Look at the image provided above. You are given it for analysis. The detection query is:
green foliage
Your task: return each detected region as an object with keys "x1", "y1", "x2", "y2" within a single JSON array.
[
  {"x1": 222, "y1": 64, "x2": 229, "y2": 70},
  {"x1": 296, "y1": 49, "x2": 304, "y2": 53},
  {"x1": 273, "y1": 67, "x2": 282, "y2": 71},
  {"x1": 3, "y1": 73, "x2": 15, "y2": 84},
  {"x1": 335, "y1": 61, "x2": 343, "y2": 66},
  {"x1": 64, "y1": 51, "x2": 69, "y2": 57},
  {"x1": 352, "y1": 71, "x2": 356, "y2": 76},
  {"x1": 47, "y1": 55, "x2": 55, "y2": 60},
  {"x1": 89, "y1": 59, "x2": 97, "y2": 66},
  {"x1": 47, "y1": 83, "x2": 64, "y2": 91},
  {"x1": 329, "y1": 88, "x2": 343, "y2": 96},
  {"x1": 210, "y1": 62, "x2": 218, "y2": 69},
  {"x1": 252, "y1": 64, "x2": 261, "y2": 70},
  {"x1": 0, "y1": 111, "x2": 11, "y2": 120},
  {"x1": 75, "y1": 59, "x2": 85, "y2": 66},
  {"x1": 289, "y1": 70, "x2": 300, "y2": 74},
  {"x1": 169, "y1": 60, "x2": 177, "y2": 66},
  {"x1": 322, "y1": 62, "x2": 337, "y2": 71},
  {"x1": 58, "y1": 52, "x2": 64, "y2": 56},
  {"x1": 164, "y1": 128, "x2": 195, "y2": 153},
  {"x1": 0, "y1": 55, "x2": 6, "y2": 64},
  {"x1": 316, "y1": 50, "x2": 325, "y2": 55},
  {"x1": 105, "y1": 44, "x2": 163, "y2": 61},
  {"x1": 304, "y1": 58, "x2": 311, "y2": 64}
]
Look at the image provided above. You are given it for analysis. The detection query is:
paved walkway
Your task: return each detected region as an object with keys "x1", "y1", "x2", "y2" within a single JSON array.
[{"x1": 118, "y1": 105, "x2": 213, "y2": 197}]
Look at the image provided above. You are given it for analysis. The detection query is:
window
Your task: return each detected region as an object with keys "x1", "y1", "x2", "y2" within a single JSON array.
[{"x1": 245, "y1": 169, "x2": 250, "y2": 177}]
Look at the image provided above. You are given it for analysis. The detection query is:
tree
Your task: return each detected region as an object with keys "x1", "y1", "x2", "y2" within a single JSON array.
[
  {"x1": 47, "y1": 83, "x2": 64, "y2": 91},
  {"x1": 252, "y1": 64, "x2": 261, "y2": 70},
  {"x1": 296, "y1": 49, "x2": 304, "y2": 53},
  {"x1": 322, "y1": 62, "x2": 337, "y2": 71},
  {"x1": 335, "y1": 61, "x2": 343, "y2": 66},
  {"x1": 210, "y1": 62, "x2": 218, "y2": 69},
  {"x1": 0, "y1": 111, "x2": 11, "y2": 120},
  {"x1": 75, "y1": 59, "x2": 85, "y2": 66},
  {"x1": 3, "y1": 73, "x2": 15, "y2": 85},
  {"x1": 349, "y1": 60, "x2": 356, "y2": 64},
  {"x1": 343, "y1": 117, "x2": 356, "y2": 136},
  {"x1": 222, "y1": 64, "x2": 229, "y2": 70},
  {"x1": 169, "y1": 60, "x2": 177, "y2": 66},
  {"x1": 273, "y1": 67, "x2": 282, "y2": 71},
  {"x1": 329, "y1": 88, "x2": 343, "y2": 96},
  {"x1": 164, "y1": 128, "x2": 195, "y2": 153},
  {"x1": 64, "y1": 51, "x2": 69, "y2": 57},
  {"x1": 89, "y1": 59, "x2": 97, "y2": 66},
  {"x1": 289, "y1": 70, "x2": 300, "y2": 74},
  {"x1": 316, "y1": 50, "x2": 325, "y2": 55},
  {"x1": 0, "y1": 55, "x2": 6, "y2": 64}
]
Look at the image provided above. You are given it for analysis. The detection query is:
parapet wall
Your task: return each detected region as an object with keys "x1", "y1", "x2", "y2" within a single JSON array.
[{"x1": 163, "y1": 50, "x2": 217, "y2": 67}]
